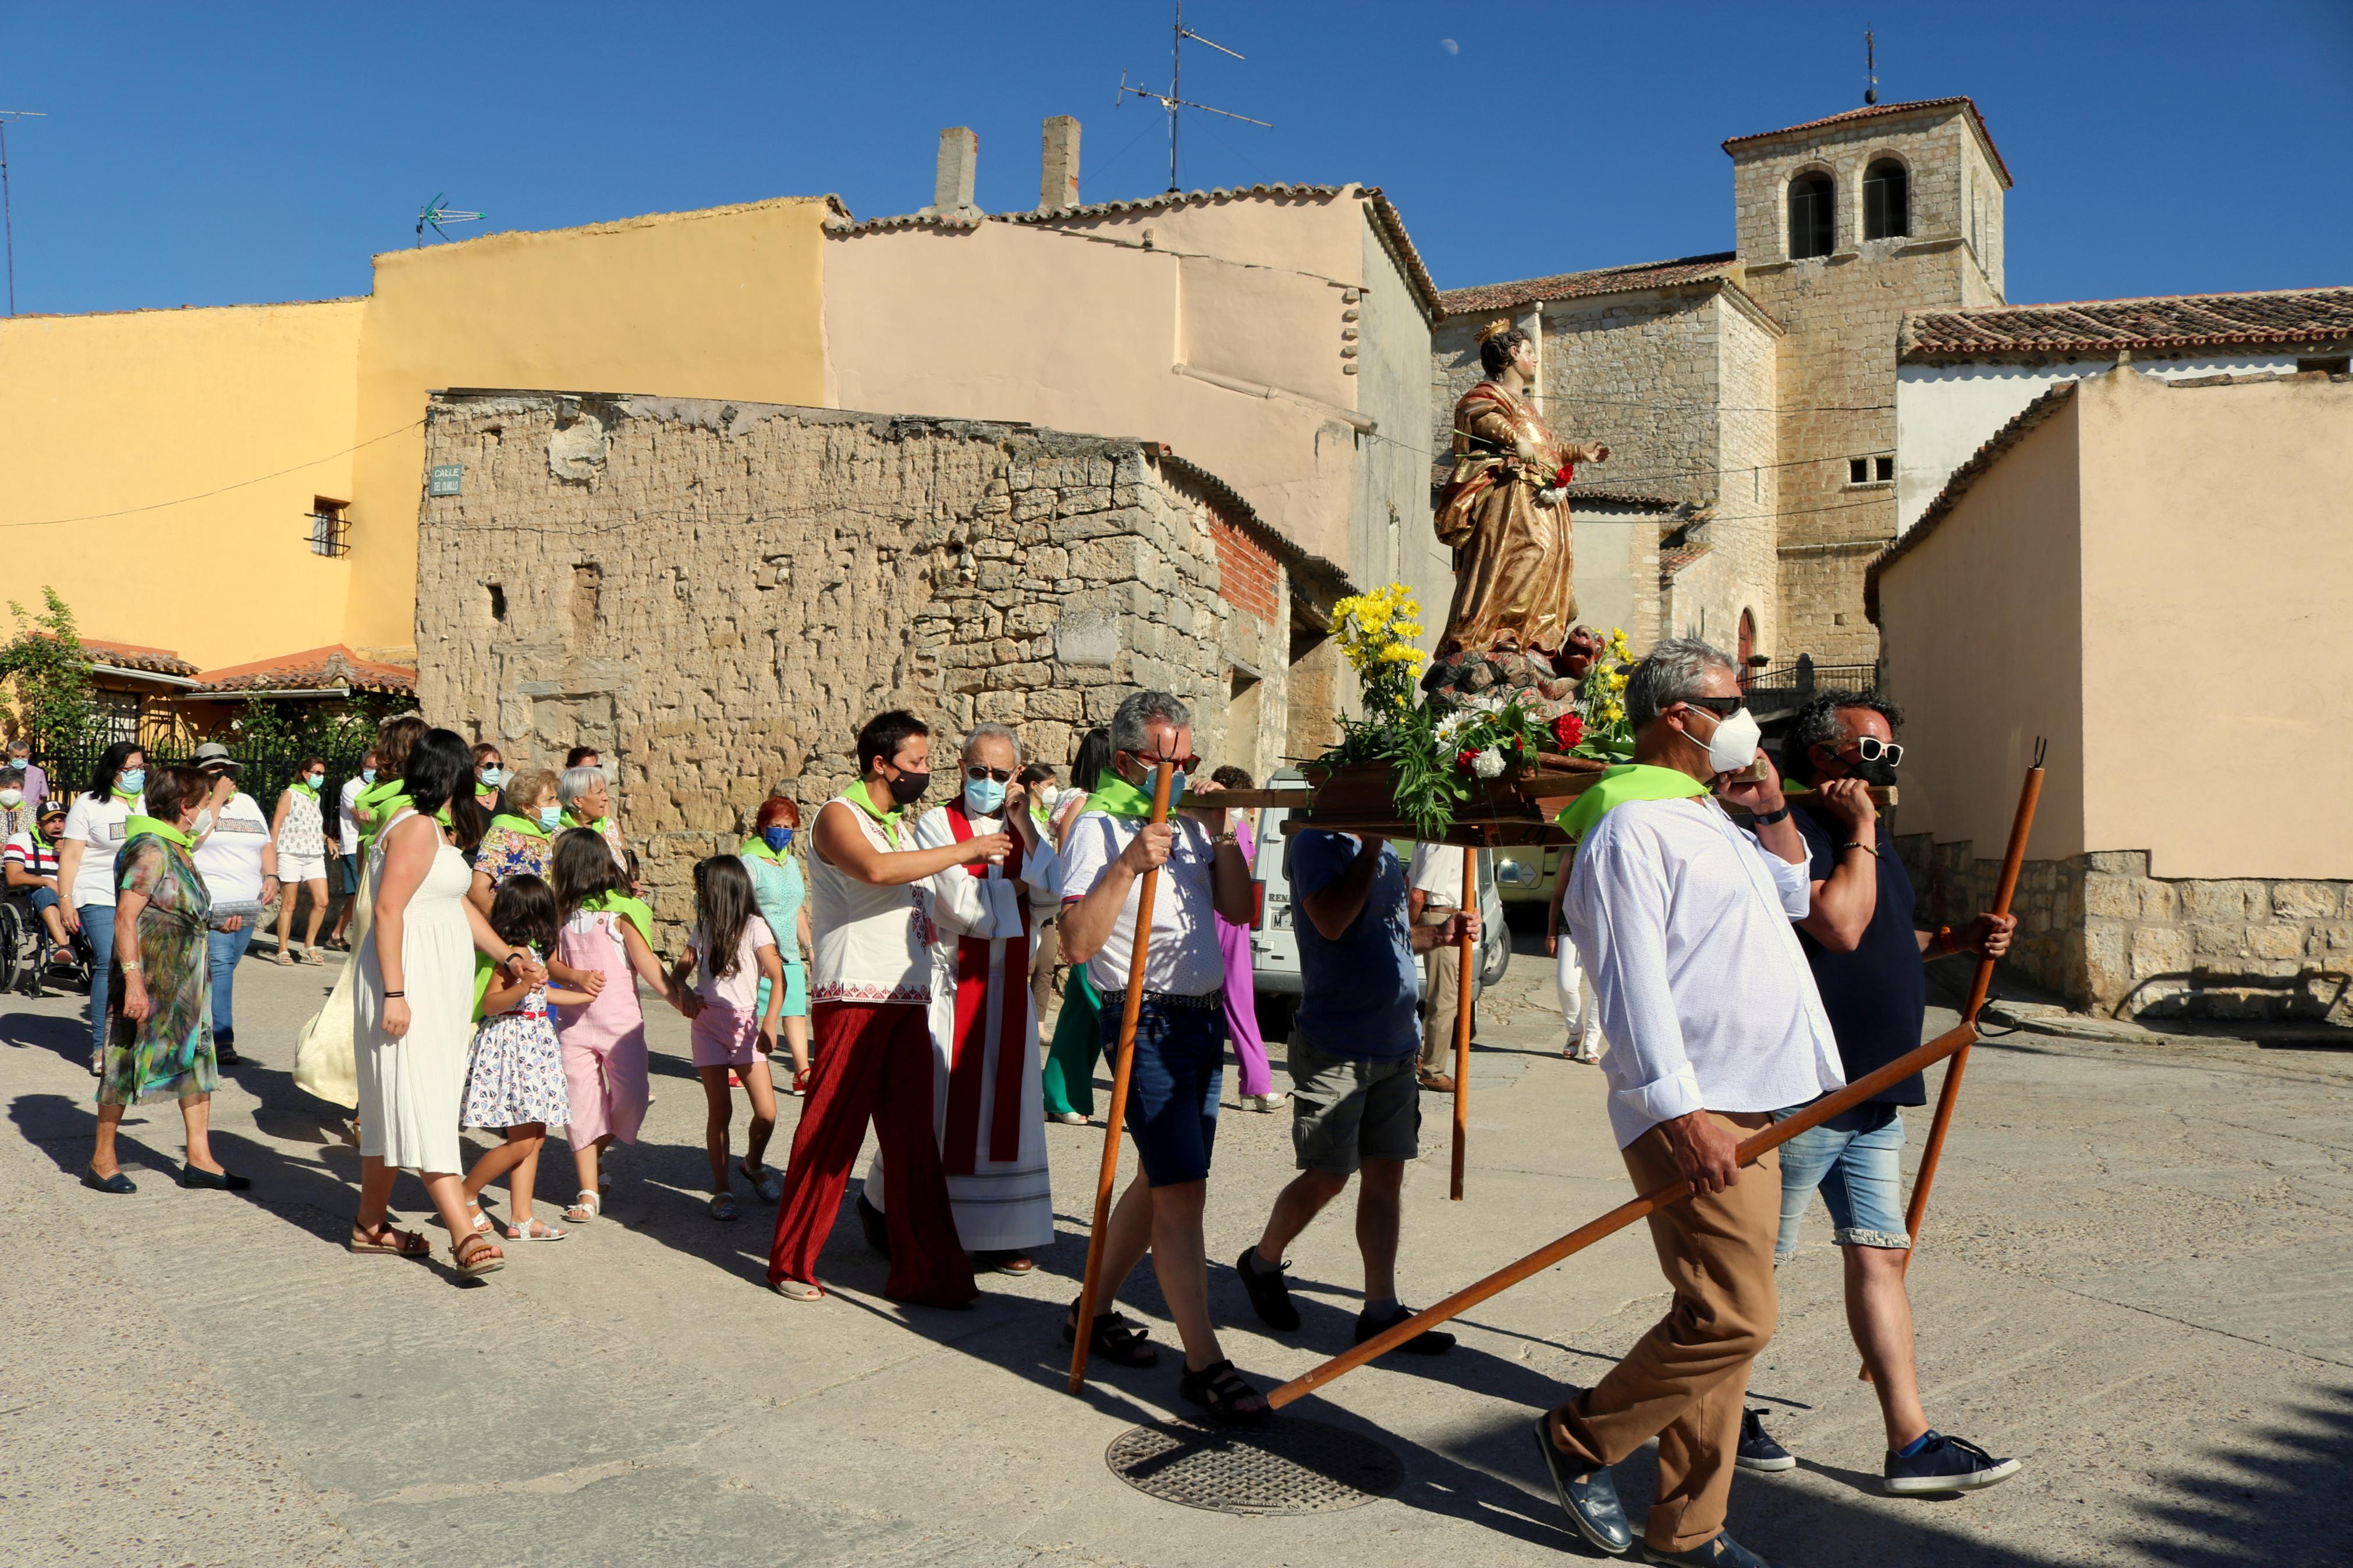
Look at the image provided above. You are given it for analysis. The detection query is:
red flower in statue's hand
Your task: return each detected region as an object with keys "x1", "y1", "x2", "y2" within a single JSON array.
[
  {"x1": 1456, "y1": 748, "x2": 1482, "y2": 772},
  {"x1": 1551, "y1": 712, "x2": 1584, "y2": 751},
  {"x1": 1553, "y1": 463, "x2": 1575, "y2": 489}
]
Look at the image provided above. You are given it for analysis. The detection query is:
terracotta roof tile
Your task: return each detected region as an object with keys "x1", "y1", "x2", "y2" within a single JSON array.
[
  {"x1": 1902, "y1": 287, "x2": 2353, "y2": 360},
  {"x1": 81, "y1": 639, "x2": 199, "y2": 677},
  {"x1": 1722, "y1": 96, "x2": 2011, "y2": 187},
  {"x1": 1439, "y1": 253, "x2": 1740, "y2": 318},
  {"x1": 1864, "y1": 381, "x2": 2079, "y2": 621},
  {"x1": 191, "y1": 644, "x2": 417, "y2": 696},
  {"x1": 1659, "y1": 543, "x2": 1713, "y2": 577}
]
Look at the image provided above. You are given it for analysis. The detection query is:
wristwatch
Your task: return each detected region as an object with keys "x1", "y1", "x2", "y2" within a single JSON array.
[{"x1": 1752, "y1": 804, "x2": 1792, "y2": 826}]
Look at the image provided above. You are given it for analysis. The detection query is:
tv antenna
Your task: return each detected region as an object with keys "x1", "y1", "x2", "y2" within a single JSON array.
[
  {"x1": 1864, "y1": 29, "x2": 1879, "y2": 105},
  {"x1": 1116, "y1": 2, "x2": 1270, "y2": 194},
  {"x1": 0, "y1": 109, "x2": 44, "y2": 317},
  {"x1": 416, "y1": 193, "x2": 484, "y2": 248}
]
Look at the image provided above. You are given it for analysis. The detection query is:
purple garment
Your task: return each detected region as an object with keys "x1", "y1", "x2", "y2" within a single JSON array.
[{"x1": 1216, "y1": 816, "x2": 1272, "y2": 1097}]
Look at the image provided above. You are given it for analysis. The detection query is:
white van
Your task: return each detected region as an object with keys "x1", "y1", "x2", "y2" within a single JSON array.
[{"x1": 1244, "y1": 768, "x2": 1512, "y2": 1040}]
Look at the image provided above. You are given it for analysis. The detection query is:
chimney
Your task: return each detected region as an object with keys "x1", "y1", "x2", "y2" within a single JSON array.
[
  {"x1": 1039, "y1": 115, "x2": 1080, "y2": 212},
  {"x1": 924, "y1": 126, "x2": 979, "y2": 217}
]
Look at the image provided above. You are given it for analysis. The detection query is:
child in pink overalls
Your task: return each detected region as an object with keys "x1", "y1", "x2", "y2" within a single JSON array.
[{"x1": 549, "y1": 828, "x2": 684, "y2": 1224}]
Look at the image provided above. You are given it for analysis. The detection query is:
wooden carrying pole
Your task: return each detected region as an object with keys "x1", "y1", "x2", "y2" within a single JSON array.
[
  {"x1": 1860, "y1": 739, "x2": 2046, "y2": 1379},
  {"x1": 1269, "y1": 1014, "x2": 1979, "y2": 1410},
  {"x1": 1450, "y1": 845, "x2": 1475, "y2": 1200},
  {"x1": 1067, "y1": 760, "x2": 1176, "y2": 1395}
]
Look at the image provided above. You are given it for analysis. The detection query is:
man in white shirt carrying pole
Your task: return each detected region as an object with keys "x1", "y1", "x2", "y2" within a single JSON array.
[{"x1": 1535, "y1": 638, "x2": 1845, "y2": 1568}]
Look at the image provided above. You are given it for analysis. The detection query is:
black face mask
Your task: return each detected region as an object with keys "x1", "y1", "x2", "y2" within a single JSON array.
[
  {"x1": 1844, "y1": 753, "x2": 1900, "y2": 788},
  {"x1": 884, "y1": 768, "x2": 930, "y2": 806}
]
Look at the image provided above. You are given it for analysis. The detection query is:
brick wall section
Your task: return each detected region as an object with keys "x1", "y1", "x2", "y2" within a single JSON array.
[
  {"x1": 1896, "y1": 834, "x2": 2353, "y2": 1023},
  {"x1": 1208, "y1": 513, "x2": 1279, "y2": 625},
  {"x1": 414, "y1": 392, "x2": 1231, "y2": 944}
]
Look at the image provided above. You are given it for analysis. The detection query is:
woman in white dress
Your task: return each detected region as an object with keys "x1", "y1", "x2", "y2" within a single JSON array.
[{"x1": 349, "y1": 728, "x2": 546, "y2": 1278}]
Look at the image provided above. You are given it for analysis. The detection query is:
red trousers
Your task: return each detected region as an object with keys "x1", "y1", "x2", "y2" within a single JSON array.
[{"x1": 768, "y1": 1001, "x2": 978, "y2": 1308}]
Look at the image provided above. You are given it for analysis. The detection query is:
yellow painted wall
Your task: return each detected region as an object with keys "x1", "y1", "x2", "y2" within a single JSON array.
[
  {"x1": 345, "y1": 196, "x2": 834, "y2": 655},
  {"x1": 2076, "y1": 368, "x2": 2353, "y2": 879},
  {"x1": 0, "y1": 300, "x2": 365, "y2": 669}
]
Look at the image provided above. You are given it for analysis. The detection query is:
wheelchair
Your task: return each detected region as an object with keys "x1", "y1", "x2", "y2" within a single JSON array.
[{"x1": 0, "y1": 891, "x2": 92, "y2": 998}]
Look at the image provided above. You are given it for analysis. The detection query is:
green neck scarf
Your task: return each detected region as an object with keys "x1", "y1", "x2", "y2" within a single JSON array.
[
  {"x1": 490, "y1": 812, "x2": 551, "y2": 842},
  {"x1": 1082, "y1": 771, "x2": 1158, "y2": 822},
  {"x1": 1553, "y1": 764, "x2": 1709, "y2": 842},
  {"x1": 844, "y1": 779, "x2": 903, "y2": 843},
  {"x1": 292, "y1": 778, "x2": 320, "y2": 799},
  {"x1": 739, "y1": 835, "x2": 782, "y2": 863},
  {"x1": 123, "y1": 813, "x2": 193, "y2": 849},
  {"x1": 583, "y1": 889, "x2": 652, "y2": 945},
  {"x1": 111, "y1": 783, "x2": 143, "y2": 803}
]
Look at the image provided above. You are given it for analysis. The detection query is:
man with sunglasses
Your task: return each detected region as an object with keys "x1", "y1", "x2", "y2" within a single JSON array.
[
  {"x1": 1058, "y1": 690, "x2": 1264, "y2": 1423},
  {"x1": 1730, "y1": 693, "x2": 2022, "y2": 1497}
]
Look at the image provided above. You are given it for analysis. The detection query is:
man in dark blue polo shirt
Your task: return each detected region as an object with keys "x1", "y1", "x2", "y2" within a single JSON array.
[
  {"x1": 1737, "y1": 692, "x2": 2023, "y2": 1497},
  {"x1": 1236, "y1": 827, "x2": 1476, "y2": 1353}
]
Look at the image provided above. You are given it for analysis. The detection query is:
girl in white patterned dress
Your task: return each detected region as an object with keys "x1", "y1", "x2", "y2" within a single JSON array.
[{"x1": 459, "y1": 874, "x2": 590, "y2": 1242}]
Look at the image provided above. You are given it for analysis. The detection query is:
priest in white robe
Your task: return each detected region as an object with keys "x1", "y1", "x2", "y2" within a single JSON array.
[{"x1": 861, "y1": 723, "x2": 1058, "y2": 1271}]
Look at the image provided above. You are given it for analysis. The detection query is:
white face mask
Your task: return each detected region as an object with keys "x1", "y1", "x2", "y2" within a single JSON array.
[
  {"x1": 1695, "y1": 705, "x2": 1762, "y2": 776},
  {"x1": 0, "y1": 788, "x2": 20, "y2": 808},
  {"x1": 191, "y1": 808, "x2": 216, "y2": 838}
]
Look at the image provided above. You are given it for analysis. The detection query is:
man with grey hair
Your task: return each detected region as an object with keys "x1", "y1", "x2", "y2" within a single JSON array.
[
  {"x1": 1534, "y1": 637, "x2": 1845, "y2": 1567},
  {"x1": 861, "y1": 720, "x2": 1060, "y2": 1273},
  {"x1": 1059, "y1": 691, "x2": 1263, "y2": 1421}
]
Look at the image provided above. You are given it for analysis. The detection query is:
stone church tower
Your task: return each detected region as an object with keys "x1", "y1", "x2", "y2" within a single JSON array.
[
  {"x1": 1431, "y1": 97, "x2": 2012, "y2": 669},
  {"x1": 1727, "y1": 98, "x2": 2010, "y2": 663}
]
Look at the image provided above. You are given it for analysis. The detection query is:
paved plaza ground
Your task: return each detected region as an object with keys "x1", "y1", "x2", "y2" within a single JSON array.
[{"x1": 3, "y1": 934, "x2": 2348, "y2": 1566}]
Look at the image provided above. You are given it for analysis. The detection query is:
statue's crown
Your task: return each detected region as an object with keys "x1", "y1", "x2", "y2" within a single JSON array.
[{"x1": 1473, "y1": 318, "x2": 1514, "y2": 346}]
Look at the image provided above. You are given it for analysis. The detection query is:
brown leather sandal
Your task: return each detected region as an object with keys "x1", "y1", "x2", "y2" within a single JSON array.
[{"x1": 454, "y1": 1232, "x2": 505, "y2": 1277}]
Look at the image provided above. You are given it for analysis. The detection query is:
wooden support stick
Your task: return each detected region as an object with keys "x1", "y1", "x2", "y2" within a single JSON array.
[
  {"x1": 1450, "y1": 844, "x2": 1475, "y2": 1201},
  {"x1": 1268, "y1": 1016, "x2": 1981, "y2": 1410},
  {"x1": 1067, "y1": 760, "x2": 1175, "y2": 1396},
  {"x1": 1860, "y1": 742, "x2": 2045, "y2": 1380}
]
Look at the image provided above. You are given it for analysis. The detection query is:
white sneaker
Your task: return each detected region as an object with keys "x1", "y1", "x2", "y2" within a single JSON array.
[{"x1": 1247, "y1": 1092, "x2": 1289, "y2": 1112}]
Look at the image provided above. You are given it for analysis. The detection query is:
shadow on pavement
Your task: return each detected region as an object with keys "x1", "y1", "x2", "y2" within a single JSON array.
[{"x1": 0, "y1": 1005, "x2": 95, "y2": 1069}]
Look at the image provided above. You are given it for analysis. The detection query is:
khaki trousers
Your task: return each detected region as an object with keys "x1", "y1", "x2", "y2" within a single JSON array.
[
  {"x1": 1417, "y1": 914, "x2": 1478, "y2": 1072},
  {"x1": 1028, "y1": 916, "x2": 1062, "y2": 1044},
  {"x1": 1548, "y1": 1110, "x2": 1779, "y2": 1553}
]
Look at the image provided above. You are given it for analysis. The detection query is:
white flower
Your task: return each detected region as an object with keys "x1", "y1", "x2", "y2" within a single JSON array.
[
  {"x1": 1472, "y1": 748, "x2": 1505, "y2": 778},
  {"x1": 1434, "y1": 710, "x2": 1474, "y2": 744},
  {"x1": 1470, "y1": 692, "x2": 1508, "y2": 714}
]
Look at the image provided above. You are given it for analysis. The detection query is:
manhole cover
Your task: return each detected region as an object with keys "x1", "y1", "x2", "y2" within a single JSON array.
[{"x1": 1105, "y1": 1417, "x2": 1404, "y2": 1514}]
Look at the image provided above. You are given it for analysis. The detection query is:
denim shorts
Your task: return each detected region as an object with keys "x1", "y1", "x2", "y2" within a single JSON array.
[
  {"x1": 1100, "y1": 991, "x2": 1225, "y2": 1187},
  {"x1": 1773, "y1": 1097, "x2": 1910, "y2": 1258}
]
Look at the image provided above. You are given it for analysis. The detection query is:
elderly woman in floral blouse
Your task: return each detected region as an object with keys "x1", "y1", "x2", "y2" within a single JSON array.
[
  {"x1": 469, "y1": 767, "x2": 562, "y2": 913},
  {"x1": 84, "y1": 764, "x2": 249, "y2": 1194}
]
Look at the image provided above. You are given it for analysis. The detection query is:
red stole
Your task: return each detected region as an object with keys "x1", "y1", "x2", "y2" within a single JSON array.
[{"x1": 941, "y1": 802, "x2": 1031, "y2": 1174}]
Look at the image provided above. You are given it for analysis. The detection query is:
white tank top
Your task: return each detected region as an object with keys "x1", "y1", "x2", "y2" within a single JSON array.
[{"x1": 808, "y1": 795, "x2": 932, "y2": 1005}]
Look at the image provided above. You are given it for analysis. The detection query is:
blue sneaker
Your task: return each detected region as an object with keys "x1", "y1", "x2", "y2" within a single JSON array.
[
  {"x1": 1882, "y1": 1431, "x2": 2022, "y2": 1495},
  {"x1": 1735, "y1": 1408, "x2": 1794, "y2": 1473}
]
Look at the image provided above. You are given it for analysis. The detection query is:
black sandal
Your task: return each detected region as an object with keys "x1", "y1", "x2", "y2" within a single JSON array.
[
  {"x1": 1059, "y1": 1296, "x2": 1159, "y2": 1367},
  {"x1": 1179, "y1": 1358, "x2": 1269, "y2": 1425}
]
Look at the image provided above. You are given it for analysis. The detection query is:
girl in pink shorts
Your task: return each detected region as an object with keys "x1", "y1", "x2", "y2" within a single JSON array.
[{"x1": 671, "y1": 855, "x2": 787, "y2": 1221}]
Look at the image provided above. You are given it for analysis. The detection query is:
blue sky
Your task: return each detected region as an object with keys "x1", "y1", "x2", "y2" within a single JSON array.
[{"x1": 3, "y1": 2, "x2": 2347, "y2": 317}]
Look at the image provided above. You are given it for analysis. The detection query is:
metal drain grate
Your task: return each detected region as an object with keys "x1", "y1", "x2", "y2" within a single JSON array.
[{"x1": 1105, "y1": 1418, "x2": 1404, "y2": 1515}]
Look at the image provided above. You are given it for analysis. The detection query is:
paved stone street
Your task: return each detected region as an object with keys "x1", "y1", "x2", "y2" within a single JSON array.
[{"x1": 4, "y1": 938, "x2": 2348, "y2": 1567}]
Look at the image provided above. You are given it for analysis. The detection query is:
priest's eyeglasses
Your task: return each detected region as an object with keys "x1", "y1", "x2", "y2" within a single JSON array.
[{"x1": 964, "y1": 765, "x2": 1016, "y2": 783}]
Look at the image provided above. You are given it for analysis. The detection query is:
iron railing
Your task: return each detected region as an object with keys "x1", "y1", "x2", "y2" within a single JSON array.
[
  {"x1": 30, "y1": 734, "x2": 373, "y2": 819},
  {"x1": 1742, "y1": 655, "x2": 1882, "y2": 710}
]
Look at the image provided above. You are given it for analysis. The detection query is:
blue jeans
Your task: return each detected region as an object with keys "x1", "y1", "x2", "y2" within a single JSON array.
[
  {"x1": 1101, "y1": 991, "x2": 1226, "y2": 1187},
  {"x1": 1773, "y1": 1098, "x2": 1910, "y2": 1258},
  {"x1": 207, "y1": 922, "x2": 255, "y2": 1037},
  {"x1": 77, "y1": 902, "x2": 114, "y2": 1060}
]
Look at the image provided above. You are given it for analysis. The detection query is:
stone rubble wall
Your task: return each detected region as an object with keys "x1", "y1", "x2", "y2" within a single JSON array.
[
  {"x1": 414, "y1": 392, "x2": 1233, "y2": 944},
  {"x1": 1896, "y1": 834, "x2": 2353, "y2": 1024}
]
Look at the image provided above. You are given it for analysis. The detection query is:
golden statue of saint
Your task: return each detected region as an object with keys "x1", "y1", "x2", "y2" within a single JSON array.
[{"x1": 1433, "y1": 320, "x2": 1610, "y2": 662}]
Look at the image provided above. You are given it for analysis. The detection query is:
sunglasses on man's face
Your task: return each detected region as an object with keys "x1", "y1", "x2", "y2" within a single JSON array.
[
  {"x1": 964, "y1": 765, "x2": 1015, "y2": 783},
  {"x1": 1125, "y1": 750, "x2": 1203, "y2": 773},
  {"x1": 1843, "y1": 736, "x2": 1904, "y2": 766},
  {"x1": 1678, "y1": 695, "x2": 1745, "y2": 718}
]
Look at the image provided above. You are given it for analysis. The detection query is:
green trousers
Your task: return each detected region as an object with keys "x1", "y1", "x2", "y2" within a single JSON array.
[{"x1": 1041, "y1": 966, "x2": 1103, "y2": 1118}]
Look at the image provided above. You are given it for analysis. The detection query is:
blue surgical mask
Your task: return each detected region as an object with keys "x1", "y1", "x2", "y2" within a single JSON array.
[
  {"x1": 964, "y1": 776, "x2": 1007, "y2": 815},
  {"x1": 116, "y1": 769, "x2": 146, "y2": 795},
  {"x1": 479, "y1": 767, "x2": 506, "y2": 788},
  {"x1": 361, "y1": 768, "x2": 377, "y2": 784},
  {"x1": 764, "y1": 826, "x2": 793, "y2": 851},
  {"x1": 538, "y1": 805, "x2": 562, "y2": 831}
]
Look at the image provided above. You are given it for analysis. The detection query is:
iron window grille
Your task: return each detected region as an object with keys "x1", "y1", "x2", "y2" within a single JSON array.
[{"x1": 308, "y1": 498, "x2": 350, "y2": 557}]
